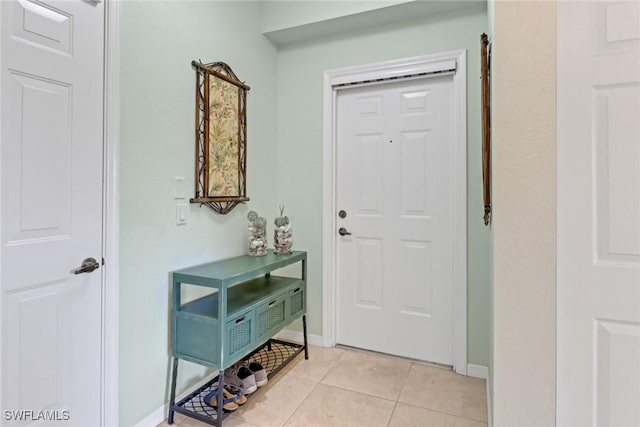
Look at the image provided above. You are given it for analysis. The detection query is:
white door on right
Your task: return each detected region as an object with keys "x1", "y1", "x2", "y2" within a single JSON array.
[
  {"x1": 557, "y1": 2, "x2": 640, "y2": 426},
  {"x1": 336, "y1": 76, "x2": 454, "y2": 365}
]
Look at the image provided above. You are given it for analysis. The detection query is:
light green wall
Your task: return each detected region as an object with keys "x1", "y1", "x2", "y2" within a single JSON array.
[
  {"x1": 274, "y1": 4, "x2": 491, "y2": 366},
  {"x1": 119, "y1": 2, "x2": 277, "y2": 425},
  {"x1": 262, "y1": 1, "x2": 484, "y2": 46},
  {"x1": 261, "y1": 0, "x2": 413, "y2": 33},
  {"x1": 120, "y1": 3, "x2": 491, "y2": 425}
]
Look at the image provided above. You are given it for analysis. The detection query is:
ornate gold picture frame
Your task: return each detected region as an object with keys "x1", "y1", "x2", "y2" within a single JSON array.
[{"x1": 191, "y1": 61, "x2": 250, "y2": 214}]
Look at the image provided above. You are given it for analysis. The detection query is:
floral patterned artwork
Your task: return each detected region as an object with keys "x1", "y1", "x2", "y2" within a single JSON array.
[{"x1": 208, "y1": 76, "x2": 239, "y2": 197}]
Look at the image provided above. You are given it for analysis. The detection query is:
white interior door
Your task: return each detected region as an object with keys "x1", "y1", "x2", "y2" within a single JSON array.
[
  {"x1": 1, "y1": 0, "x2": 105, "y2": 425},
  {"x1": 336, "y1": 76, "x2": 455, "y2": 364},
  {"x1": 557, "y1": 2, "x2": 640, "y2": 426}
]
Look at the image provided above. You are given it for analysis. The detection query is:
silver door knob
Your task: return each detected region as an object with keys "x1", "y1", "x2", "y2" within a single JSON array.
[
  {"x1": 338, "y1": 227, "x2": 352, "y2": 236},
  {"x1": 71, "y1": 257, "x2": 100, "y2": 275}
]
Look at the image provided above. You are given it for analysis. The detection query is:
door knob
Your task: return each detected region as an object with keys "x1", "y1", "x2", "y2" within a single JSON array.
[
  {"x1": 338, "y1": 227, "x2": 352, "y2": 236},
  {"x1": 71, "y1": 257, "x2": 100, "y2": 275}
]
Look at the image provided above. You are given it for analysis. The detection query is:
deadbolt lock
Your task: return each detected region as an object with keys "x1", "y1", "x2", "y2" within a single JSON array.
[{"x1": 338, "y1": 210, "x2": 347, "y2": 218}]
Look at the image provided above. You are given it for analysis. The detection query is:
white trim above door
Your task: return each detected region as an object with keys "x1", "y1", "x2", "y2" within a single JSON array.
[{"x1": 321, "y1": 51, "x2": 468, "y2": 374}]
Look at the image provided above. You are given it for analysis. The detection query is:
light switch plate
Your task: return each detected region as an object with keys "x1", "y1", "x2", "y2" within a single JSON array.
[
  {"x1": 176, "y1": 204, "x2": 188, "y2": 225},
  {"x1": 174, "y1": 176, "x2": 186, "y2": 199}
]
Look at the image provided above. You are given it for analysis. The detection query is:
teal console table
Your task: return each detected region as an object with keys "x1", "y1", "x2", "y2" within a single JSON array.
[{"x1": 168, "y1": 250, "x2": 308, "y2": 426}]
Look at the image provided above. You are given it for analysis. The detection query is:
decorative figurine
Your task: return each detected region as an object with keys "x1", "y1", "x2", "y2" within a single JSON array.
[
  {"x1": 247, "y1": 210, "x2": 267, "y2": 256},
  {"x1": 273, "y1": 206, "x2": 293, "y2": 255}
]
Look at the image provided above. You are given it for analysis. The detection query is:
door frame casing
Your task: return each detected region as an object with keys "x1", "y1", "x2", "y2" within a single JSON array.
[
  {"x1": 0, "y1": 2, "x2": 120, "y2": 424},
  {"x1": 103, "y1": 1, "x2": 120, "y2": 424},
  {"x1": 321, "y1": 51, "x2": 468, "y2": 374}
]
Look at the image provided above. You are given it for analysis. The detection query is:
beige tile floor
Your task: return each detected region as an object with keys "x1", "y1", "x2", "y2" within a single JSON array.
[{"x1": 158, "y1": 345, "x2": 487, "y2": 427}]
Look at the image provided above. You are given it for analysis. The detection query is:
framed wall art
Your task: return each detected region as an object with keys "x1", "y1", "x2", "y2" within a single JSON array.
[
  {"x1": 190, "y1": 61, "x2": 250, "y2": 214},
  {"x1": 481, "y1": 33, "x2": 492, "y2": 226}
]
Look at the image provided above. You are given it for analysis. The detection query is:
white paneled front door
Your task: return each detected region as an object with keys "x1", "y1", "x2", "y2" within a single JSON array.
[
  {"x1": 557, "y1": 2, "x2": 640, "y2": 425},
  {"x1": 1, "y1": 0, "x2": 105, "y2": 425},
  {"x1": 336, "y1": 76, "x2": 455, "y2": 364}
]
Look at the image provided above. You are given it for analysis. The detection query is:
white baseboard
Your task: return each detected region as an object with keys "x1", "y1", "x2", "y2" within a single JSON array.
[
  {"x1": 134, "y1": 371, "x2": 218, "y2": 427},
  {"x1": 467, "y1": 363, "x2": 488, "y2": 379},
  {"x1": 275, "y1": 329, "x2": 325, "y2": 347},
  {"x1": 134, "y1": 402, "x2": 169, "y2": 427}
]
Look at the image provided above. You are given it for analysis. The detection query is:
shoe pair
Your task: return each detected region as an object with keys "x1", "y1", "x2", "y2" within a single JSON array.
[
  {"x1": 223, "y1": 361, "x2": 267, "y2": 395},
  {"x1": 203, "y1": 383, "x2": 247, "y2": 412}
]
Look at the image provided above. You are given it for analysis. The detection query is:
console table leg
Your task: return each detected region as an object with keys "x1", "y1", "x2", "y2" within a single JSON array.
[
  {"x1": 302, "y1": 314, "x2": 309, "y2": 360},
  {"x1": 168, "y1": 358, "x2": 179, "y2": 424},
  {"x1": 216, "y1": 369, "x2": 224, "y2": 426}
]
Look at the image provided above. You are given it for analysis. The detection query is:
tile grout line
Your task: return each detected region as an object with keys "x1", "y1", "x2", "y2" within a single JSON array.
[
  {"x1": 383, "y1": 360, "x2": 415, "y2": 427},
  {"x1": 277, "y1": 349, "x2": 345, "y2": 427},
  {"x1": 398, "y1": 400, "x2": 489, "y2": 424},
  {"x1": 386, "y1": 402, "x2": 400, "y2": 427},
  {"x1": 336, "y1": 344, "x2": 453, "y2": 371},
  {"x1": 278, "y1": 376, "x2": 322, "y2": 427},
  {"x1": 316, "y1": 348, "x2": 347, "y2": 385},
  {"x1": 395, "y1": 361, "x2": 487, "y2": 424},
  {"x1": 229, "y1": 346, "x2": 486, "y2": 426},
  {"x1": 397, "y1": 361, "x2": 414, "y2": 403},
  {"x1": 320, "y1": 347, "x2": 414, "y2": 402}
]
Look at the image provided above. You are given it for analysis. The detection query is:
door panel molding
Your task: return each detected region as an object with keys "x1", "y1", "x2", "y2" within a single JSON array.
[{"x1": 322, "y1": 51, "x2": 467, "y2": 374}]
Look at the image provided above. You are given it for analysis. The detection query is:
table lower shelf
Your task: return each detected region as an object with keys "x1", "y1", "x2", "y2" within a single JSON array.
[{"x1": 170, "y1": 339, "x2": 304, "y2": 425}]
